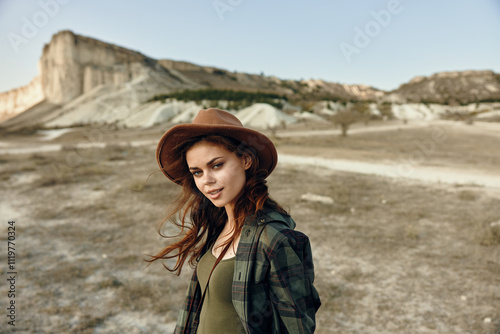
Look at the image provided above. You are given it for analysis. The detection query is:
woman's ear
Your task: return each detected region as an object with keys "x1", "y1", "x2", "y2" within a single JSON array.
[{"x1": 242, "y1": 154, "x2": 252, "y2": 170}]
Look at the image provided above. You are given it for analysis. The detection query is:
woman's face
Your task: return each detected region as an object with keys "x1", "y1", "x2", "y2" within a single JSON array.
[{"x1": 186, "y1": 141, "x2": 251, "y2": 210}]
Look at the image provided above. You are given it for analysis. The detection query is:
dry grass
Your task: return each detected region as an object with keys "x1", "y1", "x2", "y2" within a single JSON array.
[{"x1": 2, "y1": 123, "x2": 500, "y2": 333}]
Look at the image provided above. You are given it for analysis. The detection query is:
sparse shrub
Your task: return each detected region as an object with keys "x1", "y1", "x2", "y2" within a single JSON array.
[
  {"x1": 405, "y1": 224, "x2": 420, "y2": 240},
  {"x1": 103, "y1": 144, "x2": 129, "y2": 161},
  {"x1": 128, "y1": 179, "x2": 146, "y2": 191},
  {"x1": 37, "y1": 176, "x2": 61, "y2": 187},
  {"x1": 98, "y1": 277, "x2": 124, "y2": 289},
  {"x1": 464, "y1": 113, "x2": 475, "y2": 125},
  {"x1": 378, "y1": 102, "x2": 394, "y2": 120},
  {"x1": 329, "y1": 103, "x2": 367, "y2": 136},
  {"x1": 71, "y1": 314, "x2": 109, "y2": 333},
  {"x1": 458, "y1": 190, "x2": 477, "y2": 201},
  {"x1": 61, "y1": 143, "x2": 78, "y2": 151},
  {"x1": 343, "y1": 268, "x2": 364, "y2": 282},
  {"x1": 474, "y1": 218, "x2": 500, "y2": 246}
]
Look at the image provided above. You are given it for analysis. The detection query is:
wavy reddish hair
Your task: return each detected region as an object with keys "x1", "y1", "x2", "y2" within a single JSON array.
[{"x1": 146, "y1": 134, "x2": 287, "y2": 274}]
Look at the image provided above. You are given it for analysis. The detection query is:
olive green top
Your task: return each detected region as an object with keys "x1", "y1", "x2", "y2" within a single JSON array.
[{"x1": 197, "y1": 247, "x2": 245, "y2": 334}]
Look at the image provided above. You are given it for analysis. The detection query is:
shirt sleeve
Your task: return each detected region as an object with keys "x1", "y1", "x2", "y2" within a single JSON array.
[
  {"x1": 174, "y1": 269, "x2": 202, "y2": 334},
  {"x1": 267, "y1": 230, "x2": 321, "y2": 333}
]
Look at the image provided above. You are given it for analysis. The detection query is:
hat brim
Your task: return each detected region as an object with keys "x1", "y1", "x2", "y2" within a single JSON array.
[{"x1": 156, "y1": 123, "x2": 278, "y2": 184}]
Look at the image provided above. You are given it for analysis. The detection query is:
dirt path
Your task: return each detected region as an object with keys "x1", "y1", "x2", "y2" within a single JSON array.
[{"x1": 278, "y1": 153, "x2": 500, "y2": 189}]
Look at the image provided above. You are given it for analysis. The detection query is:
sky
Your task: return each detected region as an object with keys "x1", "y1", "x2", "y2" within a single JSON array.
[{"x1": 0, "y1": 0, "x2": 499, "y2": 93}]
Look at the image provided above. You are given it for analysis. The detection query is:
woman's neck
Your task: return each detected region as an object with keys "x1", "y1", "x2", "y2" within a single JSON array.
[
  {"x1": 211, "y1": 204, "x2": 240, "y2": 258},
  {"x1": 224, "y1": 203, "x2": 236, "y2": 230}
]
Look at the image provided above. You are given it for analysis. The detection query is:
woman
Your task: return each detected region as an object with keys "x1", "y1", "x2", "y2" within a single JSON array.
[{"x1": 148, "y1": 108, "x2": 321, "y2": 333}]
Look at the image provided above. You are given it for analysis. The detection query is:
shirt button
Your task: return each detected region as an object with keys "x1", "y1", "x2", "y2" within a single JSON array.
[{"x1": 260, "y1": 218, "x2": 265, "y2": 223}]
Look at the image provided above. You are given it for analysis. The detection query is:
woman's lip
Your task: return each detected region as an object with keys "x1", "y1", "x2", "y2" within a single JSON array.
[{"x1": 208, "y1": 188, "x2": 223, "y2": 199}]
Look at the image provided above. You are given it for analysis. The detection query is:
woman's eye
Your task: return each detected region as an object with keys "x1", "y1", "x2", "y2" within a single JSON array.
[
  {"x1": 192, "y1": 171, "x2": 202, "y2": 176},
  {"x1": 213, "y1": 163, "x2": 223, "y2": 169}
]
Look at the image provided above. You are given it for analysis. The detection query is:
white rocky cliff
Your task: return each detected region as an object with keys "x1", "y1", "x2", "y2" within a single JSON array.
[
  {"x1": 0, "y1": 30, "x2": 199, "y2": 128},
  {"x1": 0, "y1": 76, "x2": 44, "y2": 123},
  {"x1": 39, "y1": 30, "x2": 174, "y2": 104}
]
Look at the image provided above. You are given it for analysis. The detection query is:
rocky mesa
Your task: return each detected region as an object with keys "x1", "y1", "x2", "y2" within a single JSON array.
[
  {"x1": 1, "y1": 30, "x2": 499, "y2": 130},
  {"x1": 0, "y1": 30, "x2": 200, "y2": 129},
  {"x1": 0, "y1": 30, "x2": 383, "y2": 129}
]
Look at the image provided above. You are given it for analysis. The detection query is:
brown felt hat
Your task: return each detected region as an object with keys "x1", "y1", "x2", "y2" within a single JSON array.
[{"x1": 156, "y1": 108, "x2": 278, "y2": 184}]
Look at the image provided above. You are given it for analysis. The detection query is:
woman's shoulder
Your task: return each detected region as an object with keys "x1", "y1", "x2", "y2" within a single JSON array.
[
  {"x1": 252, "y1": 209, "x2": 310, "y2": 251},
  {"x1": 247, "y1": 209, "x2": 294, "y2": 235}
]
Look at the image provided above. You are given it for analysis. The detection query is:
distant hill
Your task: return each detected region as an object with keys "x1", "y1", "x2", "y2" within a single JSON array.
[
  {"x1": 386, "y1": 70, "x2": 500, "y2": 105},
  {"x1": 0, "y1": 30, "x2": 499, "y2": 130},
  {"x1": 158, "y1": 59, "x2": 384, "y2": 102}
]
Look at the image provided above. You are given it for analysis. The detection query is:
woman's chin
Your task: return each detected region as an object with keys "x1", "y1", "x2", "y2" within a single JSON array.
[{"x1": 207, "y1": 198, "x2": 226, "y2": 208}]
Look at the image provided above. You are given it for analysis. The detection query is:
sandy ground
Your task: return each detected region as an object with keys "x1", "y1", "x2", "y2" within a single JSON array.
[{"x1": 0, "y1": 120, "x2": 499, "y2": 333}]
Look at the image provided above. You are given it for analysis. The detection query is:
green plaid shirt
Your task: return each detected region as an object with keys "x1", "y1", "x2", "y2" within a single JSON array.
[{"x1": 174, "y1": 210, "x2": 321, "y2": 333}]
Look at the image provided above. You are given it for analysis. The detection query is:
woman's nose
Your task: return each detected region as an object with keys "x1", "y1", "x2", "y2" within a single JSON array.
[{"x1": 203, "y1": 172, "x2": 215, "y2": 184}]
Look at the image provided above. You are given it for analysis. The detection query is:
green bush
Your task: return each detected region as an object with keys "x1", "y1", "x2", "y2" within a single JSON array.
[{"x1": 148, "y1": 89, "x2": 287, "y2": 109}]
